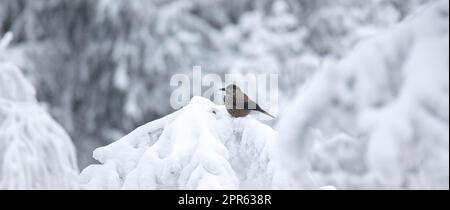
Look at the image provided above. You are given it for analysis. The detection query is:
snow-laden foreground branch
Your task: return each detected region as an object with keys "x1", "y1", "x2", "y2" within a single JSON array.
[
  {"x1": 80, "y1": 97, "x2": 328, "y2": 190},
  {"x1": 278, "y1": 0, "x2": 449, "y2": 189}
]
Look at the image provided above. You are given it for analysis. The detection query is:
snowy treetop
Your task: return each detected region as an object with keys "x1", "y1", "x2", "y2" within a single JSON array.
[{"x1": 80, "y1": 96, "x2": 326, "y2": 190}]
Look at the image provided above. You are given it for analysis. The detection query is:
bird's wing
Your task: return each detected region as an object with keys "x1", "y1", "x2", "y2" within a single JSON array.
[
  {"x1": 244, "y1": 98, "x2": 275, "y2": 118},
  {"x1": 243, "y1": 93, "x2": 258, "y2": 110},
  {"x1": 244, "y1": 100, "x2": 256, "y2": 110}
]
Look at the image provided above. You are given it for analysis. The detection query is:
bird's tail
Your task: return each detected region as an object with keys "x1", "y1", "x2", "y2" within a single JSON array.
[{"x1": 257, "y1": 108, "x2": 275, "y2": 119}]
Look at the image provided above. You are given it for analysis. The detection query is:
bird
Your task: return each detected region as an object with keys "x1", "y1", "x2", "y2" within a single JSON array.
[{"x1": 220, "y1": 84, "x2": 275, "y2": 119}]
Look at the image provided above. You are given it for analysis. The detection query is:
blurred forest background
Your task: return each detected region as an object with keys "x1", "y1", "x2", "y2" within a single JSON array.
[{"x1": 0, "y1": 0, "x2": 436, "y2": 170}]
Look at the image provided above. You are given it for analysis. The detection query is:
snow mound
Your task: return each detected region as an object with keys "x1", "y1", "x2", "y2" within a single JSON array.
[
  {"x1": 80, "y1": 96, "x2": 319, "y2": 190},
  {"x1": 0, "y1": 62, "x2": 79, "y2": 189},
  {"x1": 278, "y1": 0, "x2": 449, "y2": 189}
]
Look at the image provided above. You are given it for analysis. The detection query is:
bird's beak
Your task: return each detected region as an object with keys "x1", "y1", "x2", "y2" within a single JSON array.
[{"x1": 219, "y1": 88, "x2": 225, "y2": 91}]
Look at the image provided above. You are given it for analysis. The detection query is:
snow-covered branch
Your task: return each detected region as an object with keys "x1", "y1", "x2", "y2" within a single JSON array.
[{"x1": 0, "y1": 32, "x2": 13, "y2": 52}]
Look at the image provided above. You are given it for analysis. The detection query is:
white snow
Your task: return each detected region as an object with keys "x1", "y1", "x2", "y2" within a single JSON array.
[
  {"x1": 80, "y1": 96, "x2": 323, "y2": 190},
  {"x1": 0, "y1": 62, "x2": 79, "y2": 189},
  {"x1": 0, "y1": 32, "x2": 13, "y2": 51},
  {"x1": 277, "y1": 0, "x2": 449, "y2": 190}
]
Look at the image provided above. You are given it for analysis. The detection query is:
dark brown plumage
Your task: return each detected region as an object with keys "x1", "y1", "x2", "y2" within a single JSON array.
[{"x1": 220, "y1": 84, "x2": 275, "y2": 119}]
